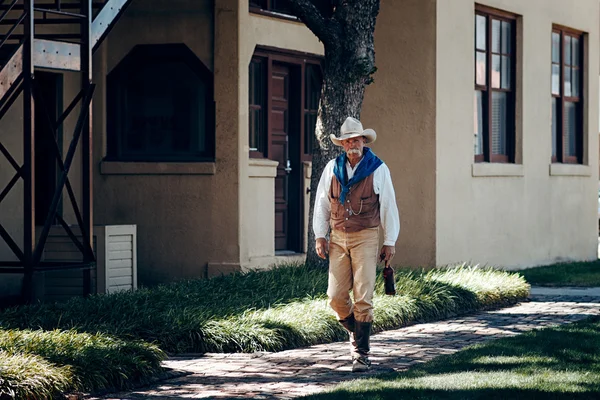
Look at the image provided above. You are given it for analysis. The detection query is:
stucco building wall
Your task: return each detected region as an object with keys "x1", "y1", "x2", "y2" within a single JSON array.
[
  {"x1": 436, "y1": 0, "x2": 600, "y2": 269},
  {"x1": 362, "y1": 0, "x2": 438, "y2": 267},
  {"x1": 93, "y1": 0, "x2": 221, "y2": 284}
]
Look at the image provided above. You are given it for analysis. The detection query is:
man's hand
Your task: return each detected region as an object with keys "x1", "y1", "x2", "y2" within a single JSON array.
[
  {"x1": 316, "y1": 238, "x2": 329, "y2": 259},
  {"x1": 379, "y1": 245, "x2": 395, "y2": 266}
]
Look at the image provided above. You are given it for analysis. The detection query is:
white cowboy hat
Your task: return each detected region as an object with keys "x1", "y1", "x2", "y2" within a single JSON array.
[{"x1": 330, "y1": 117, "x2": 377, "y2": 147}]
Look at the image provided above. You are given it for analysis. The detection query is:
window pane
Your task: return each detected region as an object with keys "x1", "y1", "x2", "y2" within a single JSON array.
[
  {"x1": 572, "y1": 37, "x2": 580, "y2": 67},
  {"x1": 572, "y1": 68, "x2": 580, "y2": 97},
  {"x1": 107, "y1": 45, "x2": 215, "y2": 161},
  {"x1": 552, "y1": 32, "x2": 560, "y2": 63},
  {"x1": 491, "y1": 91, "x2": 507, "y2": 155},
  {"x1": 249, "y1": 59, "x2": 265, "y2": 153},
  {"x1": 272, "y1": 0, "x2": 292, "y2": 14},
  {"x1": 304, "y1": 64, "x2": 322, "y2": 156},
  {"x1": 563, "y1": 101, "x2": 577, "y2": 157},
  {"x1": 492, "y1": 19, "x2": 501, "y2": 53},
  {"x1": 305, "y1": 64, "x2": 322, "y2": 109},
  {"x1": 551, "y1": 64, "x2": 560, "y2": 95},
  {"x1": 249, "y1": 60, "x2": 264, "y2": 105},
  {"x1": 249, "y1": 62, "x2": 256, "y2": 104},
  {"x1": 491, "y1": 54, "x2": 501, "y2": 88},
  {"x1": 564, "y1": 36, "x2": 572, "y2": 65},
  {"x1": 249, "y1": 109, "x2": 262, "y2": 151},
  {"x1": 501, "y1": 21, "x2": 511, "y2": 54},
  {"x1": 501, "y1": 55, "x2": 511, "y2": 89},
  {"x1": 474, "y1": 90, "x2": 484, "y2": 156},
  {"x1": 551, "y1": 97, "x2": 557, "y2": 158},
  {"x1": 564, "y1": 66, "x2": 572, "y2": 96},
  {"x1": 126, "y1": 61, "x2": 205, "y2": 156},
  {"x1": 476, "y1": 15, "x2": 486, "y2": 51},
  {"x1": 476, "y1": 51, "x2": 486, "y2": 86},
  {"x1": 249, "y1": 111, "x2": 255, "y2": 150},
  {"x1": 304, "y1": 113, "x2": 317, "y2": 154}
]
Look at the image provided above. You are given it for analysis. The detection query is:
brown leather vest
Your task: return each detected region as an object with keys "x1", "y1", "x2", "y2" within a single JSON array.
[{"x1": 329, "y1": 173, "x2": 380, "y2": 233}]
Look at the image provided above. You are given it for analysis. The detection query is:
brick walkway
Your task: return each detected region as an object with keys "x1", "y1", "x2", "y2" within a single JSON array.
[{"x1": 95, "y1": 288, "x2": 600, "y2": 400}]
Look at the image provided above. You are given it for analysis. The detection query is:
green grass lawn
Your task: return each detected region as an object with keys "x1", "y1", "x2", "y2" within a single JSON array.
[
  {"x1": 518, "y1": 260, "x2": 600, "y2": 287},
  {"x1": 304, "y1": 316, "x2": 600, "y2": 400}
]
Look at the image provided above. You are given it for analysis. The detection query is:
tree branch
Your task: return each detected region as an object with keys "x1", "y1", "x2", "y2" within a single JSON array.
[{"x1": 287, "y1": 0, "x2": 339, "y2": 45}]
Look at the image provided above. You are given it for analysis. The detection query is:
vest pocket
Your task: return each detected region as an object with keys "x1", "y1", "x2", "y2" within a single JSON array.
[
  {"x1": 355, "y1": 196, "x2": 376, "y2": 215},
  {"x1": 331, "y1": 198, "x2": 344, "y2": 218}
]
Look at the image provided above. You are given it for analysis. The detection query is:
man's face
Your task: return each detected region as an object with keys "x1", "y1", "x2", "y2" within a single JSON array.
[{"x1": 341, "y1": 136, "x2": 367, "y2": 162}]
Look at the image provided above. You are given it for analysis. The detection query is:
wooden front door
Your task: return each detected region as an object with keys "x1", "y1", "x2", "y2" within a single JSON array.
[{"x1": 269, "y1": 62, "x2": 303, "y2": 252}]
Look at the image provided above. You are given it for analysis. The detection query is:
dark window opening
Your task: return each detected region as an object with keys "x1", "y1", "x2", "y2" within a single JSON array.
[
  {"x1": 304, "y1": 63, "x2": 322, "y2": 156},
  {"x1": 107, "y1": 43, "x2": 215, "y2": 162},
  {"x1": 250, "y1": 0, "x2": 293, "y2": 16},
  {"x1": 249, "y1": 56, "x2": 267, "y2": 157},
  {"x1": 34, "y1": 71, "x2": 63, "y2": 225}
]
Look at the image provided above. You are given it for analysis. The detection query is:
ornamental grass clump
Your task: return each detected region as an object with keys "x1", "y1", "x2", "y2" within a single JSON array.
[
  {"x1": 0, "y1": 350, "x2": 74, "y2": 400},
  {"x1": 0, "y1": 328, "x2": 165, "y2": 393},
  {"x1": 191, "y1": 265, "x2": 528, "y2": 353},
  {"x1": 0, "y1": 263, "x2": 529, "y2": 355}
]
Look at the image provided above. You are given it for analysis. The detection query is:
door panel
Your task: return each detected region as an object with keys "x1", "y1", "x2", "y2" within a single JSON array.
[{"x1": 271, "y1": 64, "x2": 290, "y2": 251}]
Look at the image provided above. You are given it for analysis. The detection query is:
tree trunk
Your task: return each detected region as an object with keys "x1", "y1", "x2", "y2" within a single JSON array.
[
  {"x1": 305, "y1": 66, "x2": 368, "y2": 268},
  {"x1": 294, "y1": 1, "x2": 380, "y2": 268}
]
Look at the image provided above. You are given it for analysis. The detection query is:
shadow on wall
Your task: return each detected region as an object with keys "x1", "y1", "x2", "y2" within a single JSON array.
[{"x1": 0, "y1": 274, "x2": 23, "y2": 307}]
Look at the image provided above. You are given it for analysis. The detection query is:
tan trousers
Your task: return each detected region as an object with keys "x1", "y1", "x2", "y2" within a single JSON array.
[{"x1": 327, "y1": 227, "x2": 379, "y2": 323}]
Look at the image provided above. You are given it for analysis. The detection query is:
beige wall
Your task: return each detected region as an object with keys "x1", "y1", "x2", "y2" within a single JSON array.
[
  {"x1": 244, "y1": 159, "x2": 278, "y2": 265},
  {"x1": 238, "y1": 2, "x2": 323, "y2": 268},
  {"x1": 93, "y1": 0, "x2": 229, "y2": 284},
  {"x1": 362, "y1": 0, "x2": 438, "y2": 267},
  {"x1": 436, "y1": 0, "x2": 600, "y2": 269}
]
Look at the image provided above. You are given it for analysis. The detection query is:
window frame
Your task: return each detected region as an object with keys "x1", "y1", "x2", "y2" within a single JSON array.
[
  {"x1": 249, "y1": 56, "x2": 268, "y2": 158},
  {"x1": 106, "y1": 43, "x2": 215, "y2": 162},
  {"x1": 249, "y1": 0, "x2": 298, "y2": 21},
  {"x1": 248, "y1": 46, "x2": 323, "y2": 162},
  {"x1": 551, "y1": 25, "x2": 585, "y2": 164},
  {"x1": 474, "y1": 4, "x2": 517, "y2": 164},
  {"x1": 249, "y1": 1, "x2": 333, "y2": 22},
  {"x1": 302, "y1": 61, "x2": 322, "y2": 160}
]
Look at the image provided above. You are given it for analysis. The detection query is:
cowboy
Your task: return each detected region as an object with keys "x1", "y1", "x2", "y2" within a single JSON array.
[{"x1": 313, "y1": 116, "x2": 400, "y2": 372}]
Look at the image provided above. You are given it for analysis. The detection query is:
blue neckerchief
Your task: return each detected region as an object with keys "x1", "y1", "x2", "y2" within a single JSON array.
[{"x1": 333, "y1": 147, "x2": 383, "y2": 204}]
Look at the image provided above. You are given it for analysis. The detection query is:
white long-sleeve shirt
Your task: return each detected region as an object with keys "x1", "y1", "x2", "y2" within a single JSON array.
[{"x1": 313, "y1": 158, "x2": 400, "y2": 246}]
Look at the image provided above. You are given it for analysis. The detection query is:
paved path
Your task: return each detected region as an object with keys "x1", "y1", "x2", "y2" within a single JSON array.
[{"x1": 95, "y1": 288, "x2": 600, "y2": 400}]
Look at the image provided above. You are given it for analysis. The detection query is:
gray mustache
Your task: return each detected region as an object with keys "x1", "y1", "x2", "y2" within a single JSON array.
[{"x1": 347, "y1": 149, "x2": 362, "y2": 155}]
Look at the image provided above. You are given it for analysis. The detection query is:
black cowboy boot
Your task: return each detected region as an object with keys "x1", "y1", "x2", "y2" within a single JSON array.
[
  {"x1": 339, "y1": 313, "x2": 357, "y2": 353},
  {"x1": 352, "y1": 321, "x2": 372, "y2": 372},
  {"x1": 338, "y1": 313, "x2": 355, "y2": 333}
]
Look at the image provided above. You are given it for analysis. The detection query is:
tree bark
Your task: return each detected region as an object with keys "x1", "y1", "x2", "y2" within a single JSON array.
[{"x1": 288, "y1": 0, "x2": 380, "y2": 268}]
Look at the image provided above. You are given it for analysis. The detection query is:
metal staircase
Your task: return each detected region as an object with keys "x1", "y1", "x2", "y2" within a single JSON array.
[{"x1": 0, "y1": 0, "x2": 132, "y2": 305}]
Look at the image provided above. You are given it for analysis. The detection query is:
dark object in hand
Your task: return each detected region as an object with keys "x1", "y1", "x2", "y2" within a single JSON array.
[
  {"x1": 383, "y1": 266, "x2": 395, "y2": 296},
  {"x1": 382, "y1": 254, "x2": 396, "y2": 296}
]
